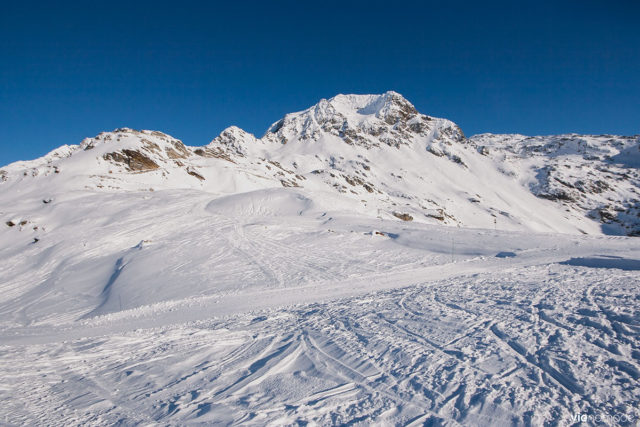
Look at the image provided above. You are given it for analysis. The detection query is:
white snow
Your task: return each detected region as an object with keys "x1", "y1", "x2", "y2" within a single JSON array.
[{"x1": 1, "y1": 93, "x2": 639, "y2": 425}]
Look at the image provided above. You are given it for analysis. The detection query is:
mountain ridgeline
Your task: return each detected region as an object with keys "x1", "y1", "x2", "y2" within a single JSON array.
[{"x1": 1, "y1": 91, "x2": 639, "y2": 235}]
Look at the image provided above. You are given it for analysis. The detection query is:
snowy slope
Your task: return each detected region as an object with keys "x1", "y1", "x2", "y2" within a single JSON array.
[
  {"x1": 1, "y1": 92, "x2": 639, "y2": 426},
  {"x1": 1, "y1": 192, "x2": 639, "y2": 425},
  {"x1": 470, "y1": 133, "x2": 640, "y2": 236}
]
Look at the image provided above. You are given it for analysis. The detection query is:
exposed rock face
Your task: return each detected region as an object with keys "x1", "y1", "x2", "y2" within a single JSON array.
[
  {"x1": 186, "y1": 167, "x2": 205, "y2": 181},
  {"x1": 193, "y1": 147, "x2": 237, "y2": 163},
  {"x1": 392, "y1": 212, "x2": 413, "y2": 221},
  {"x1": 165, "y1": 141, "x2": 190, "y2": 159},
  {"x1": 103, "y1": 150, "x2": 159, "y2": 172}
]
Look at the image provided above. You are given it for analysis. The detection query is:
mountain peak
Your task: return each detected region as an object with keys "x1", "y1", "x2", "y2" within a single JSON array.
[
  {"x1": 325, "y1": 91, "x2": 416, "y2": 118},
  {"x1": 267, "y1": 91, "x2": 417, "y2": 132},
  {"x1": 205, "y1": 126, "x2": 258, "y2": 157},
  {"x1": 306, "y1": 91, "x2": 418, "y2": 124},
  {"x1": 212, "y1": 126, "x2": 256, "y2": 142},
  {"x1": 264, "y1": 91, "x2": 435, "y2": 147}
]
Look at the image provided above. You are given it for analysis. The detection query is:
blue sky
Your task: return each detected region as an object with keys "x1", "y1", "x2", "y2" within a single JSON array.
[{"x1": 1, "y1": 1, "x2": 639, "y2": 165}]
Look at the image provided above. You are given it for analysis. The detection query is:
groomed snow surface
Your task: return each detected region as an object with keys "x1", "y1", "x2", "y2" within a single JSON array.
[{"x1": 1, "y1": 187, "x2": 639, "y2": 426}]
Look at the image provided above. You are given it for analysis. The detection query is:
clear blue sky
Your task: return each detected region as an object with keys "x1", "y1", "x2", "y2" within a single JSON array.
[{"x1": 1, "y1": 1, "x2": 639, "y2": 166}]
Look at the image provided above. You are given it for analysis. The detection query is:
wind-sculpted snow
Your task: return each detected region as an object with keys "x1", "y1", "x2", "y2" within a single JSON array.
[
  {"x1": 1, "y1": 183, "x2": 639, "y2": 425},
  {"x1": 2, "y1": 263, "x2": 638, "y2": 425},
  {"x1": 205, "y1": 188, "x2": 316, "y2": 218}
]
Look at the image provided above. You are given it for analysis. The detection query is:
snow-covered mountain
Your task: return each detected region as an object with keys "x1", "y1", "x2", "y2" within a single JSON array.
[
  {"x1": 2, "y1": 91, "x2": 638, "y2": 237},
  {"x1": 2, "y1": 92, "x2": 640, "y2": 425}
]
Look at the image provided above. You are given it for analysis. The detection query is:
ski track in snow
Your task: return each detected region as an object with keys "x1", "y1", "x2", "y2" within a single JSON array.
[
  {"x1": 1, "y1": 264, "x2": 639, "y2": 426},
  {"x1": 1, "y1": 194, "x2": 639, "y2": 426}
]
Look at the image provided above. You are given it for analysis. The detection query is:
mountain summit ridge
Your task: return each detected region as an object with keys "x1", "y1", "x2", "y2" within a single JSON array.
[{"x1": 262, "y1": 91, "x2": 464, "y2": 150}]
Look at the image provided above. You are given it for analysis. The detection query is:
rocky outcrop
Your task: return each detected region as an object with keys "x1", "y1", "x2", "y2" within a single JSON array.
[{"x1": 103, "y1": 150, "x2": 159, "y2": 172}]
